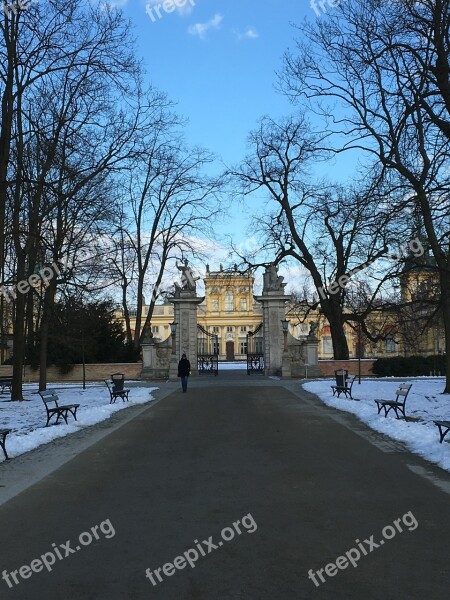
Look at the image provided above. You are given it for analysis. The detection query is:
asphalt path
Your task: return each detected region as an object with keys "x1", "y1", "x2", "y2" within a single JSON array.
[{"x1": 0, "y1": 376, "x2": 449, "y2": 599}]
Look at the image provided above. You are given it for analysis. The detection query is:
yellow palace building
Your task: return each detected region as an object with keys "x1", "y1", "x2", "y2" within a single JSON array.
[{"x1": 120, "y1": 264, "x2": 445, "y2": 361}]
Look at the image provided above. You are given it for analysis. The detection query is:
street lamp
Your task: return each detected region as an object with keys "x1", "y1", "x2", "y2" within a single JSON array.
[
  {"x1": 170, "y1": 321, "x2": 178, "y2": 355},
  {"x1": 281, "y1": 318, "x2": 289, "y2": 353}
]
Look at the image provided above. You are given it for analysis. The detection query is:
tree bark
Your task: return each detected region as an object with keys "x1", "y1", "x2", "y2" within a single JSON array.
[{"x1": 38, "y1": 281, "x2": 56, "y2": 392}]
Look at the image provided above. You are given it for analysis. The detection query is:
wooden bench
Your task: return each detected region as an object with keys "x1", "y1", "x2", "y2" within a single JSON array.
[
  {"x1": 39, "y1": 390, "x2": 80, "y2": 427},
  {"x1": 0, "y1": 429, "x2": 11, "y2": 460},
  {"x1": 434, "y1": 420, "x2": 450, "y2": 443},
  {"x1": 331, "y1": 370, "x2": 356, "y2": 399},
  {"x1": 104, "y1": 380, "x2": 130, "y2": 404},
  {"x1": 375, "y1": 384, "x2": 412, "y2": 419},
  {"x1": 0, "y1": 376, "x2": 13, "y2": 393}
]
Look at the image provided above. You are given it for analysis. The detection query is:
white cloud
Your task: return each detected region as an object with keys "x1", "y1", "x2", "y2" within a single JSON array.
[
  {"x1": 188, "y1": 13, "x2": 223, "y2": 39},
  {"x1": 235, "y1": 26, "x2": 259, "y2": 41}
]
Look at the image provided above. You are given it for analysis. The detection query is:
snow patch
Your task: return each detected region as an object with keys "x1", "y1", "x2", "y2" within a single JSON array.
[{"x1": 303, "y1": 378, "x2": 450, "y2": 473}]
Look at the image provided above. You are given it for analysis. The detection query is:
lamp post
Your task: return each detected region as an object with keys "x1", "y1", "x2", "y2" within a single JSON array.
[
  {"x1": 170, "y1": 321, "x2": 178, "y2": 355},
  {"x1": 281, "y1": 318, "x2": 289, "y2": 353},
  {"x1": 281, "y1": 318, "x2": 291, "y2": 379}
]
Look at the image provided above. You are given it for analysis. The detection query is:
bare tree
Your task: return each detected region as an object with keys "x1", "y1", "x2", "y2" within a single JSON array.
[
  {"x1": 113, "y1": 137, "x2": 223, "y2": 348},
  {"x1": 232, "y1": 114, "x2": 403, "y2": 359},
  {"x1": 280, "y1": 0, "x2": 450, "y2": 391},
  {"x1": 2, "y1": 1, "x2": 142, "y2": 398}
]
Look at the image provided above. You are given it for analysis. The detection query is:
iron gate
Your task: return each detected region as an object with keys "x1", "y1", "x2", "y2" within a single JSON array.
[
  {"x1": 247, "y1": 322, "x2": 264, "y2": 375},
  {"x1": 197, "y1": 324, "x2": 219, "y2": 376}
]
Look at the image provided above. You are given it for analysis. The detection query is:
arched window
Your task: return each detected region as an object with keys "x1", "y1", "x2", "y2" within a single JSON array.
[{"x1": 224, "y1": 291, "x2": 234, "y2": 312}]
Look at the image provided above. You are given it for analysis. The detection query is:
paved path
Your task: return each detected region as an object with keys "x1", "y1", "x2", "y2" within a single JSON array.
[{"x1": 1, "y1": 377, "x2": 450, "y2": 599}]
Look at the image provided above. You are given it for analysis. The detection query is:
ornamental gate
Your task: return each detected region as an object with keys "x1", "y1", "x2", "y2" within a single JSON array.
[
  {"x1": 246, "y1": 322, "x2": 264, "y2": 375},
  {"x1": 197, "y1": 324, "x2": 219, "y2": 376}
]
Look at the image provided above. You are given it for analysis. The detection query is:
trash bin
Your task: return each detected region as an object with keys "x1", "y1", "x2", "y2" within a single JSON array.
[{"x1": 111, "y1": 373, "x2": 124, "y2": 392}]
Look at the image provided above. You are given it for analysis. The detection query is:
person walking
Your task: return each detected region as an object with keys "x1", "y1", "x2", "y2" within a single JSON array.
[{"x1": 177, "y1": 353, "x2": 191, "y2": 393}]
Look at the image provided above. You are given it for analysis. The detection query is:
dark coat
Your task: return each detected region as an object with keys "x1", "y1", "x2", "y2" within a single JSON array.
[{"x1": 178, "y1": 358, "x2": 191, "y2": 377}]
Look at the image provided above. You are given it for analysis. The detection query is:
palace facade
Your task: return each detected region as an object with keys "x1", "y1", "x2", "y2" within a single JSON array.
[{"x1": 120, "y1": 264, "x2": 446, "y2": 361}]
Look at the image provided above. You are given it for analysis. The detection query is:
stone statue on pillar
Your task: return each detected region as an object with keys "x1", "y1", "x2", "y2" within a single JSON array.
[
  {"x1": 177, "y1": 259, "x2": 198, "y2": 292},
  {"x1": 263, "y1": 264, "x2": 286, "y2": 292},
  {"x1": 308, "y1": 322, "x2": 319, "y2": 340}
]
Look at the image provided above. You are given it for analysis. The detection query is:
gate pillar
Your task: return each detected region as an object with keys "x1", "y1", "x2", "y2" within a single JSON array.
[
  {"x1": 169, "y1": 280, "x2": 204, "y2": 380},
  {"x1": 254, "y1": 264, "x2": 291, "y2": 376}
]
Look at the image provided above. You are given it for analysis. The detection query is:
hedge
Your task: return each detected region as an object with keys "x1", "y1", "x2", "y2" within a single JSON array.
[{"x1": 372, "y1": 355, "x2": 446, "y2": 377}]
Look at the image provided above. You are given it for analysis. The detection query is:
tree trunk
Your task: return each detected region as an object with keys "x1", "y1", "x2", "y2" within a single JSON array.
[
  {"x1": 121, "y1": 282, "x2": 133, "y2": 345},
  {"x1": 11, "y1": 256, "x2": 26, "y2": 400},
  {"x1": 319, "y1": 295, "x2": 350, "y2": 360},
  {"x1": 38, "y1": 283, "x2": 56, "y2": 392},
  {"x1": 439, "y1": 272, "x2": 450, "y2": 393},
  {"x1": 328, "y1": 316, "x2": 350, "y2": 360},
  {"x1": 133, "y1": 277, "x2": 144, "y2": 349}
]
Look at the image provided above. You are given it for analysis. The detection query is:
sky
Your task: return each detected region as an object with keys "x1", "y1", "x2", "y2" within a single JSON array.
[
  {"x1": 102, "y1": 0, "x2": 356, "y2": 293},
  {"x1": 122, "y1": 0, "x2": 309, "y2": 166}
]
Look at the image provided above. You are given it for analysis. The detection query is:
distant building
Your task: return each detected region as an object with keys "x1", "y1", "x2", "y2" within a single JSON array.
[{"x1": 116, "y1": 262, "x2": 445, "y2": 361}]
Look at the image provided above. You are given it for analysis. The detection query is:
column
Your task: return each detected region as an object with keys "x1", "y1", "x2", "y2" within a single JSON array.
[
  {"x1": 170, "y1": 291, "x2": 204, "y2": 378},
  {"x1": 254, "y1": 265, "x2": 291, "y2": 376}
]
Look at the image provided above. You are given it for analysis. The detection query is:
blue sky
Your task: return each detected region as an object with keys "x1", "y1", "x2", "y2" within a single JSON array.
[
  {"x1": 107, "y1": 0, "x2": 357, "y2": 286},
  {"x1": 122, "y1": 0, "x2": 310, "y2": 167}
]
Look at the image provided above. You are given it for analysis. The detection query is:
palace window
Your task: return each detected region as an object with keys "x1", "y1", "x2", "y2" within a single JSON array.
[
  {"x1": 213, "y1": 326, "x2": 220, "y2": 333},
  {"x1": 224, "y1": 291, "x2": 234, "y2": 312},
  {"x1": 255, "y1": 339, "x2": 263, "y2": 354},
  {"x1": 211, "y1": 299, "x2": 219, "y2": 312},
  {"x1": 240, "y1": 298, "x2": 247, "y2": 311},
  {"x1": 152, "y1": 326, "x2": 159, "y2": 333},
  {"x1": 240, "y1": 341, "x2": 248, "y2": 354},
  {"x1": 385, "y1": 336, "x2": 397, "y2": 353},
  {"x1": 240, "y1": 326, "x2": 247, "y2": 332},
  {"x1": 227, "y1": 326, "x2": 234, "y2": 332}
]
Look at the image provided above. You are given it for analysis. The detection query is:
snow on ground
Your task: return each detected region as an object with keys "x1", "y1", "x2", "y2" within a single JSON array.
[
  {"x1": 303, "y1": 378, "x2": 450, "y2": 473},
  {"x1": 219, "y1": 362, "x2": 247, "y2": 370},
  {"x1": 0, "y1": 383, "x2": 158, "y2": 462}
]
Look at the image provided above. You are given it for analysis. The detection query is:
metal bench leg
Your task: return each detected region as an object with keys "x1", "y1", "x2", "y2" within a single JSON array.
[
  {"x1": 438, "y1": 425, "x2": 450, "y2": 443},
  {"x1": 67, "y1": 407, "x2": 78, "y2": 421},
  {"x1": 47, "y1": 410, "x2": 60, "y2": 426},
  {"x1": 0, "y1": 437, "x2": 9, "y2": 460},
  {"x1": 58, "y1": 410, "x2": 69, "y2": 425}
]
